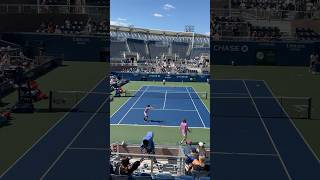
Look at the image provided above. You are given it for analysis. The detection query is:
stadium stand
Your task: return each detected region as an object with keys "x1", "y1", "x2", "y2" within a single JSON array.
[
  {"x1": 111, "y1": 40, "x2": 128, "y2": 59},
  {"x1": 190, "y1": 47, "x2": 209, "y2": 59},
  {"x1": 127, "y1": 39, "x2": 148, "y2": 59},
  {"x1": 171, "y1": 42, "x2": 189, "y2": 59},
  {"x1": 147, "y1": 41, "x2": 169, "y2": 59},
  {"x1": 36, "y1": 18, "x2": 107, "y2": 35},
  {"x1": 110, "y1": 25, "x2": 210, "y2": 75},
  {"x1": 296, "y1": 27, "x2": 320, "y2": 40},
  {"x1": 110, "y1": 142, "x2": 210, "y2": 180}
]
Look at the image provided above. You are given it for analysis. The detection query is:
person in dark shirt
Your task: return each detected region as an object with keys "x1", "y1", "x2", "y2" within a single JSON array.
[{"x1": 115, "y1": 157, "x2": 141, "y2": 175}]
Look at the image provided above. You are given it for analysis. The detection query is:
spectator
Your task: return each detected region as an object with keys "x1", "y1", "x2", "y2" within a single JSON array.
[
  {"x1": 310, "y1": 52, "x2": 316, "y2": 74},
  {"x1": 140, "y1": 131, "x2": 157, "y2": 163},
  {"x1": 196, "y1": 142, "x2": 207, "y2": 157},
  {"x1": 47, "y1": 22, "x2": 55, "y2": 33},
  {"x1": 186, "y1": 155, "x2": 207, "y2": 176},
  {"x1": 114, "y1": 157, "x2": 141, "y2": 175},
  {"x1": 55, "y1": 25, "x2": 62, "y2": 34}
]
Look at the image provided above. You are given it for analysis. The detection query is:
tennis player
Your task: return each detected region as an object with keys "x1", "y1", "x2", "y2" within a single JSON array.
[
  {"x1": 144, "y1": 105, "x2": 153, "y2": 122},
  {"x1": 180, "y1": 119, "x2": 191, "y2": 144},
  {"x1": 162, "y1": 79, "x2": 166, "y2": 85}
]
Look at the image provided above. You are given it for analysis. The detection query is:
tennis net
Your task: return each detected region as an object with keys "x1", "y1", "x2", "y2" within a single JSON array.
[
  {"x1": 48, "y1": 90, "x2": 110, "y2": 113},
  {"x1": 123, "y1": 90, "x2": 208, "y2": 100},
  {"x1": 213, "y1": 96, "x2": 312, "y2": 119}
]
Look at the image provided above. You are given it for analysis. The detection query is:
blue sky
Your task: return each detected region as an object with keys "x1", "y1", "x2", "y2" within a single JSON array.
[{"x1": 110, "y1": 0, "x2": 210, "y2": 35}]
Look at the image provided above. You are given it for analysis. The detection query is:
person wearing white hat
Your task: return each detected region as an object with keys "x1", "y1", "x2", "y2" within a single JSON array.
[{"x1": 197, "y1": 142, "x2": 206, "y2": 157}]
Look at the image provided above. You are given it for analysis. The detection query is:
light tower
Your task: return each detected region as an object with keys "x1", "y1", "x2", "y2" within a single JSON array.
[
  {"x1": 185, "y1": 25, "x2": 195, "y2": 48},
  {"x1": 185, "y1": 25, "x2": 195, "y2": 33}
]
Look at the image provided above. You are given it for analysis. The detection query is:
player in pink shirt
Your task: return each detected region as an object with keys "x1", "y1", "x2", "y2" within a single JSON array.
[
  {"x1": 144, "y1": 105, "x2": 153, "y2": 122},
  {"x1": 180, "y1": 119, "x2": 191, "y2": 144}
]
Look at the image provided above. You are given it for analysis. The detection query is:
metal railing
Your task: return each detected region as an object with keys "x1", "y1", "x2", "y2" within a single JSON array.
[{"x1": 110, "y1": 152, "x2": 186, "y2": 176}]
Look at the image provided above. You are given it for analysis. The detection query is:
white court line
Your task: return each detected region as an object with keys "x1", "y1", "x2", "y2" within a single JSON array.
[
  {"x1": 186, "y1": 87, "x2": 206, "y2": 128},
  {"x1": 110, "y1": 123, "x2": 210, "y2": 129},
  {"x1": 213, "y1": 151, "x2": 278, "y2": 157},
  {"x1": 262, "y1": 80, "x2": 320, "y2": 163},
  {"x1": 132, "y1": 108, "x2": 196, "y2": 112},
  {"x1": 40, "y1": 98, "x2": 108, "y2": 179},
  {"x1": 0, "y1": 77, "x2": 105, "y2": 179},
  {"x1": 110, "y1": 86, "x2": 143, "y2": 118},
  {"x1": 117, "y1": 86, "x2": 149, "y2": 125},
  {"x1": 162, "y1": 90, "x2": 167, "y2": 109},
  {"x1": 242, "y1": 80, "x2": 292, "y2": 180},
  {"x1": 190, "y1": 86, "x2": 210, "y2": 115}
]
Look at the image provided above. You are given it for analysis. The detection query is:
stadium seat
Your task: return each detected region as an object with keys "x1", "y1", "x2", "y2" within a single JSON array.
[
  {"x1": 175, "y1": 175, "x2": 194, "y2": 180},
  {"x1": 198, "y1": 177, "x2": 210, "y2": 180},
  {"x1": 132, "y1": 176, "x2": 152, "y2": 180},
  {"x1": 155, "y1": 174, "x2": 175, "y2": 180},
  {"x1": 110, "y1": 174, "x2": 129, "y2": 180}
]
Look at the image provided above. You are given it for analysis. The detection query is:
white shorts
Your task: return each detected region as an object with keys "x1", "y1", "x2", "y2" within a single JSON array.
[{"x1": 144, "y1": 112, "x2": 148, "y2": 117}]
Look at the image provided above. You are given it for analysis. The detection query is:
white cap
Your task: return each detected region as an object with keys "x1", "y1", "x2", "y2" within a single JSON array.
[{"x1": 198, "y1": 142, "x2": 204, "y2": 146}]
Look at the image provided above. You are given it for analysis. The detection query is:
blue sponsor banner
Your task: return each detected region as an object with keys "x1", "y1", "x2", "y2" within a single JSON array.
[
  {"x1": 212, "y1": 40, "x2": 316, "y2": 66},
  {"x1": 113, "y1": 72, "x2": 209, "y2": 82},
  {"x1": 1, "y1": 33, "x2": 107, "y2": 61}
]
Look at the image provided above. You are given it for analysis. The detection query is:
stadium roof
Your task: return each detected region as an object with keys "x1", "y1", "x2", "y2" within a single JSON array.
[{"x1": 110, "y1": 25, "x2": 209, "y2": 38}]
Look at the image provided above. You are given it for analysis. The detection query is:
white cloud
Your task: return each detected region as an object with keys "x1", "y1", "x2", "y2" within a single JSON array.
[
  {"x1": 117, "y1": 17, "x2": 127, "y2": 21},
  {"x1": 163, "y1": 3, "x2": 175, "y2": 11},
  {"x1": 205, "y1": 32, "x2": 210, "y2": 36},
  {"x1": 110, "y1": 20, "x2": 129, "y2": 27},
  {"x1": 153, "y1": 13, "x2": 163, "y2": 18}
]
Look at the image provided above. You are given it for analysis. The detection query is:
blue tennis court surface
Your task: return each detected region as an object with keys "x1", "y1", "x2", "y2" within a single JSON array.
[
  {"x1": 0, "y1": 78, "x2": 108, "y2": 180},
  {"x1": 111, "y1": 86, "x2": 210, "y2": 128},
  {"x1": 212, "y1": 79, "x2": 320, "y2": 180}
]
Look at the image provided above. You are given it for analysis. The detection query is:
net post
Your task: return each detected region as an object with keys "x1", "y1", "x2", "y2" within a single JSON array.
[
  {"x1": 49, "y1": 90, "x2": 53, "y2": 111},
  {"x1": 206, "y1": 92, "x2": 208, "y2": 99},
  {"x1": 308, "y1": 97, "x2": 312, "y2": 119}
]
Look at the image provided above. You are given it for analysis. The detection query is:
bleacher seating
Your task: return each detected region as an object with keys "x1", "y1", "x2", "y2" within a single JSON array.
[
  {"x1": 213, "y1": 16, "x2": 284, "y2": 40},
  {"x1": 172, "y1": 42, "x2": 188, "y2": 59},
  {"x1": 190, "y1": 47, "x2": 209, "y2": 59},
  {"x1": 154, "y1": 173, "x2": 175, "y2": 180},
  {"x1": 230, "y1": 0, "x2": 311, "y2": 12},
  {"x1": 86, "y1": 0, "x2": 107, "y2": 6},
  {"x1": 127, "y1": 39, "x2": 148, "y2": 58},
  {"x1": 249, "y1": 25, "x2": 282, "y2": 40},
  {"x1": 296, "y1": 27, "x2": 320, "y2": 40},
  {"x1": 148, "y1": 41, "x2": 169, "y2": 58},
  {"x1": 36, "y1": 18, "x2": 107, "y2": 35},
  {"x1": 111, "y1": 41, "x2": 128, "y2": 58}
]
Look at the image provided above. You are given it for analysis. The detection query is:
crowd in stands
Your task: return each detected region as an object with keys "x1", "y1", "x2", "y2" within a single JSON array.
[
  {"x1": 109, "y1": 74, "x2": 129, "y2": 93},
  {"x1": 296, "y1": 27, "x2": 320, "y2": 40},
  {"x1": 109, "y1": 131, "x2": 210, "y2": 179},
  {"x1": 41, "y1": 0, "x2": 66, "y2": 5},
  {"x1": 118, "y1": 58, "x2": 209, "y2": 75},
  {"x1": 36, "y1": 18, "x2": 108, "y2": 35},
  {"x1": 231, "y1": 0, "x2": 320, "y2": 13},
  {"x1": 212, "y1": 16, "x2": 283, "y2": 41},
  {"x1": 0, "y1": 47, "x2": 34, "y2": 84},
  {"x1": 40, "y1": 0, "x2": 107, "y2": 6}
]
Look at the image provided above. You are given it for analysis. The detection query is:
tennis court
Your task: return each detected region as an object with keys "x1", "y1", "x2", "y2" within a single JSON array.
[
  {"x1": 0, "y1": 78, "x2": 108, "y2": 180},
  {"x1": 111, "y1": 85, "x2": 210, "y2": 128},
  {"x1": 213, "y1": 79, "x2": 320, "y2": 179}
]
